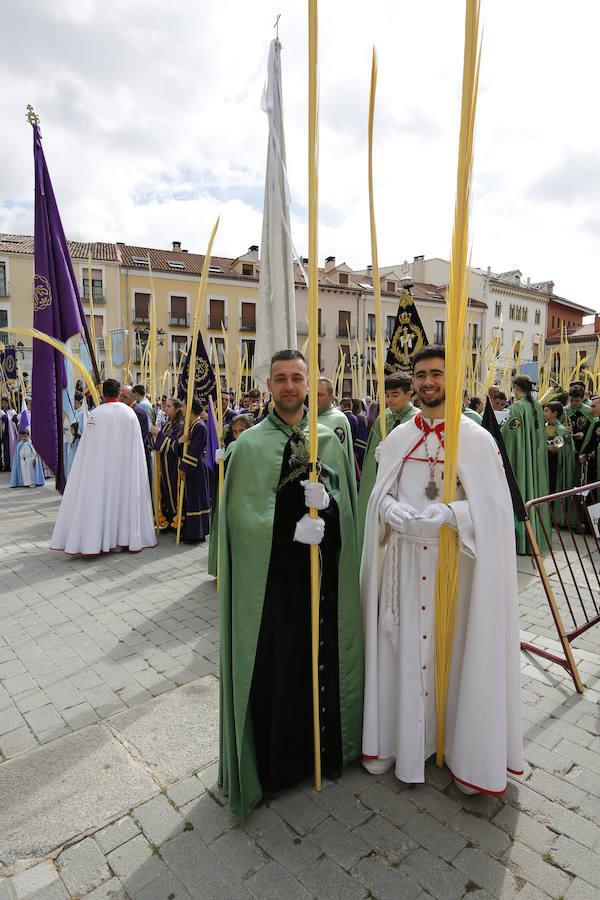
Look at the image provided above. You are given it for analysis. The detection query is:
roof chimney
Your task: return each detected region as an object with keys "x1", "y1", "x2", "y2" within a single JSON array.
[
  {"x1": 324, "y1": 255, "x2": 336, "y2": 272},
  {"x1": 412, "y1": 255, "x2": 425, "y2": 283},
  {"x1": 248, "y1": 245, "x2": 259, "y2": 259},
  {"x1": 302, "y1": 257, "x2": 309, "y2": 265},
  {"x1": 366, "y1": 265, "x2": 372, "y2": 272},
  {"x1": 172, "y1": 241, "x2": 181, "y2": 251}
]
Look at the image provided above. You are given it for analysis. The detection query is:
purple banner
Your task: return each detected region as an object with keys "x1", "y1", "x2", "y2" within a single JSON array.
[{"x1": 32, "y1": 123, "x2": 86, "y2": 493}]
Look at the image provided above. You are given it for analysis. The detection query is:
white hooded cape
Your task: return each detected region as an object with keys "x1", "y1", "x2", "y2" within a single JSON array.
[
  {"x1": 361, "y1": 414, "x2": 523, "y2": 794},
  {"x1": 50, "y1": 401, "x2": 156, "y2": 555}
]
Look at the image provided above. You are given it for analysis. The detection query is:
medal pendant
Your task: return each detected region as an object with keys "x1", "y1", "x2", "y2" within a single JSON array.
[{"x1": 425, "y1": 479, "x2": 439, "y2": 500}]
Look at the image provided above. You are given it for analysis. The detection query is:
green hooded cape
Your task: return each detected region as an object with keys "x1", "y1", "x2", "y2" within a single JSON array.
[
  {"x1": 547, "y1": 421, "x2": 578, "y2": 525},
  {"x1": 462, "y1": 405, "x2": 482, "y2": 425},
  {"x1": 218, "y1": 412, "x2": 364, "y2": 821},
  {"x1": 501, "y1": 396, "x2": 551, "y2": 553},
  {"x1": 563, "y1": 403, "x2": 595, "y2": 457},
  {"x1": 318, "y1": 405, "x2": 355, "y2": 473},
  {"x1": 357, "y1": 404, "x2": 417, "y2": 547}
]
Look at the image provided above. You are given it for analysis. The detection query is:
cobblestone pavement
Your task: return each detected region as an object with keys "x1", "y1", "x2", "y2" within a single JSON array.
[{"x1": 1, "y1": 472, "x2": 600, "y2": 899}]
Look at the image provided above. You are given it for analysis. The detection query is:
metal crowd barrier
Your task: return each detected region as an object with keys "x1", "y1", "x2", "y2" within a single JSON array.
[{"x1": 523, "y1": 481, "x2": 600, "y2": 693}]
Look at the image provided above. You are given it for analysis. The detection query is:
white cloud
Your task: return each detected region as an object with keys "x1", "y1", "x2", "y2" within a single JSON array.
[{"x1": 1, "y1": 0, "x2": 599, "y2": 309}]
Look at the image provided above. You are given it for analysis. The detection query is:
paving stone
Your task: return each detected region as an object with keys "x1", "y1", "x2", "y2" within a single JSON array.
[
  {"x1": 491, "y1": 804, "x2": 556, "y2": 854},
  {"x1": 106, "y1": 835, "x2": 168, "y2": 896},
  {"x1": 355, "y1": 853, "x2": 423, "y2": 900},
  {"x1": 311, "y1": 781, "x2": 372, "y2": 828},
  {"x1": 11, "y1": 861, "x2": 58, "y2": 898},
  {"x1": 242, "y1": 804, "x2": 281, "y2": 839},
  {"x1": 178, "y1": 793, "x2": 234, "y2": 845},
  {"x1": 160, "y1": 831, "x2": 250, "y2": 899},
  {"x1": 0, "y1": 706, "x2": 25, "y2": 734},
  {"x1": 94, "y1": 817, "x2": 140, "y2": 854},
  {"x1": 268, "y1": 788, "x2": 328, "y2": 835},
  {"x1": 552, "y1": 833, "x2": 600, "y2": 884},
  {"x1": 23, "y1": 705, "x2": 65, "y2": 735},
  {"x1": 565, "y1": 877, "x2": 600, "y2": 899},
  {"x1": 244, "y1": 860, "x2": 312, "y2": 900},
  {"x1": 448, "y1": 809, "x2": 512, "y2": 856},
  {"x1": 26, "y1": 881, "x2": 68, "y2": 899},
  {"x1": 526, "y1": 769, "x2": 588, "y2": 809},
  {"x1": 359, "y1": 782, "x2": 416, "y2": 827},
  {"x1": 538, "y1": 798, "x2": 600, "y2": 849},
  {"x1": 452, "y1": 846, "x2": 519, "y2": 899},
  {"x1": 133, "y1": 794, "x2": 184, "y2": 846},
  {"x1": 166, "y1": 776, "x2": 205, "y2": 808},
  {"x1": 502, "y1": 840, "x2": 571, "y2": 897},
  {"x1": 353, "y1": 813, "x2": 417, "y2": 864},
  {"x1": 0, "y1": 725, "x2": 37, "y2": 758},
  {"x1": 0, "y1": 880, "x2": 10, "y2": 900},
  {"x1": 311, "y1": 817, "x2": 370, "y2": 871},
  {"x1": 296, "y1": 855, "x2": 367, "y2": 899},
  {"x1": 257, "y1": 821, "x2": 321, "y2": 875},
  {"x1": 131, "y1": 871, "x2": 191, "y2": 900},
  {"x1": 57, "y1": 836, "x2": 111, "y2": 896},
  {"x1": 405, "y1": 783, "x2": 461, "y2": 823},
  {"x1": 402, "y1": 810, "x2": 467, "y2": 861},
  {"x1": 212, "y1": 827, "x2": 267, "y2": 878},
  {"x1": 400, "y1": 847, "x2": 468, "y2": 900}
]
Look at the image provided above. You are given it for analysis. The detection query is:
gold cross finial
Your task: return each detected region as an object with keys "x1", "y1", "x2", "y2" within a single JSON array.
[{"x1": 26, "y1": 105, "x2": 40, "y2": 126}]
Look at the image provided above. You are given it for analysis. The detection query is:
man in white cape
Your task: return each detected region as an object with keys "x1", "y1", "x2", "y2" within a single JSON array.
[
  {"x1": 51, "y1": 378, "x2": 157, "y2": 556},
  {"x1": 361, "y1": 346, "x2": 523, "y2": 795}
]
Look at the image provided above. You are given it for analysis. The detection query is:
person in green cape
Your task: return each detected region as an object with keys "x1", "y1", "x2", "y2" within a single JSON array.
[
  {"x1": 357, "y1": 372, "x2": 417, "y2": 546},
  {"x1": 462, "y1": 389, "x2": 482, "y2": 424},
  {"x1": 563, "y1": 385, "x2": 595, "y2": 476},
  {"x1": 218, "y1": 350, "x2": 364, "y2": 821},
  {"x1": 207, "y1": 415, "x2": 253, "y2": 577},
  {"x1": 544, "y1": 401, "x2": 577, "y2": 525},
  {"x1": 579, "y1": 394, "x2": 600, "y2": 502},
  {"x1": 317, "y1": 378, "x2": 355, "y2": 475},
  {"x1": 501, "y1": 375, "x2": 551, "y2": 554}
]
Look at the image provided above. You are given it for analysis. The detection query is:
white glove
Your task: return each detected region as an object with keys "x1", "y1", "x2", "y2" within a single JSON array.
[
  {"x1": 374, "y1": 442, "x2": 384, "y2": 464},
  {"x1": 384, "y1": 501, "x2": 419, "y2": 533},
  {"x1": 215, "y1": 448, "x2": 225, "y2": 462},
  {"x1": 300, "y1": 479, "x2": 330, "y2": 510},
  {"x1": 419, "y1": 502, "x2": 455, "y2": 531},
  {"x1": 293, "y1": 513, "x2": 325, "y2": 544}
]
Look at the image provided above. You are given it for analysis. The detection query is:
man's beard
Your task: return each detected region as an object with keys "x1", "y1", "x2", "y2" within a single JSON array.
[{"x1": 418, "y1": 391, "x2": 445, "y2": 408}]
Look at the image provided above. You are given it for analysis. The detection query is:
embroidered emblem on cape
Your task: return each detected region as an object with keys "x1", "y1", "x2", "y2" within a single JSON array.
[
  {"x1": 334, "y1": 426, "x2": 346, "y2": 443},
  {"x1": 508, "y1": 417, "x2": 520, "y2": 431},
  {"x1": 577, "y1": 416, "x2": 588, "y2": 430}
]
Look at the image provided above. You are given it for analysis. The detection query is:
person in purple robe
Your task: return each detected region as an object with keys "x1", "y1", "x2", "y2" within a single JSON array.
[
  {"x1": 148, "y1": 397, "x2": 184, "y2": 531},
  {"x1": 352, "y1": 398, "x2": 368, "y2": 470},
  {"x1": 1, "y1": 398, "x2": 18, "y2": 471},
  {"x1": 178, "y1": 396, "x2": 211, "y2": 543}
]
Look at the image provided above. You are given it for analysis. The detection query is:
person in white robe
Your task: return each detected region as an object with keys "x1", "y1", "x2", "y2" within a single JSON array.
[
  {"x1": 50, "y1": 378, "x2": 157, "y2": 555},
  {"x1": 10, "y1": 429, "x2": 45, "y2": 487},
  {"x1": 361, "y1": 345, "x2": 523, "y2": 795}
]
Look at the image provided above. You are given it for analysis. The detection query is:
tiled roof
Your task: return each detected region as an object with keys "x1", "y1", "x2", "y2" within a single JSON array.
[
  {"x1": 0, "y1": 234, "x2": 118, "y2": 262},
  {"x1": 546, "y1": 323, "x2": 599, "y2": 344},
  {"x1": 118, "y1": 244, "x2": 258, "y2": 280}
]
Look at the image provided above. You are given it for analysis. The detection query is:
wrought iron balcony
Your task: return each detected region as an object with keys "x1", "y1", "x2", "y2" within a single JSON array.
[
  {"x1": 337, "y1": 325, "x2": 356, "y2": 338},
  {"x1": 207, "y1": 315, "x2": 228, "y2": 330},
  {"x1": 240, "y1": 317, "x2": 256, "y2": 332},
  {"x1": 168, "y1": 314, "x2": 190, "y2": 327}
]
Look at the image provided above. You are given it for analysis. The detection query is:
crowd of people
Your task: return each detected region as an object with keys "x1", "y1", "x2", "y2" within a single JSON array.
[{"x1": 5, "y1": 347, "x2": 600, "y2": 823}]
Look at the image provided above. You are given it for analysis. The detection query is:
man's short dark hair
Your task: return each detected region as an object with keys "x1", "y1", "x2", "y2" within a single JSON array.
[
  {"x1": 133, "y1": 384, "x2": 145, "y2": 397},
  {"x1": 74, "y1": 392, "x2": 83, "y2": 403},
  {"x1": 385, "y1": 372, "x2": 412, "y2": 392},
  {"x1": 545, "y1": 401, "x2": 563, "y2": 418},
  {"x1": 412, "y1": 345, "x2": 445, "y2": 372},
  {"x1": 270, "y1": 349, "x2": 306, "y2": 372},
  {"x1": 248, "y1": 389, "x2": 261, "y2": 399},
  {"x1": 318, "y1": 378, "x2": 334, "y2": 396},
  {"x1": 340, "y1": 397, "x2": 352, "y2": 410},
  {"x1": 103, "y1": 379, "x2": 121, "y2": 399},
  {"x1": 569, "y1": 385, "x2": 585, "y2": 399},
  {"x1": 495, "y1": 391, "x2": 507, "y2": 401},
  {"x1": 231, "y1": 413, "x2": 253, "y2": 430}
]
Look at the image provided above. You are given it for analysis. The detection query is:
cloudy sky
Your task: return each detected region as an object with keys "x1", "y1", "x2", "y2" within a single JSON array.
[{"x1": 2, "y1": 0, "x2": 599, "y2": 310}]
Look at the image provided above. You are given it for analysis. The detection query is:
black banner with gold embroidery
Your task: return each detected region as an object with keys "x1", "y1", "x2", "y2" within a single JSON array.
[
  {"x1": 177, "y1": 334, "x2": 216, "y2": 404},
  {"x1": 384, "y1": 287, "x2": 429, "y2": 374}
]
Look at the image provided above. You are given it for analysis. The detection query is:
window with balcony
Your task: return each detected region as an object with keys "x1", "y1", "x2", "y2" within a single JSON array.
[
  {"x1": 493, "y1": 326, "x2": 504, "y2": 346},
  {"x1": 0, "y1": 263, "x2": 8, "y2": 297},
  {"x1": 240, "y1": 302, "x2": 256, "y2": 332},
  {"x1": 338, "y1": 310, "x2": 352, "y2": 338},
  {"x1": 0, "y1": 309, "x2": 8, "y2": 330},
  {"x1": 340, "y1": 343, "x2": 351, "y2": 370},
  {"x1": 208, "y1": 298, "x2": 227, "y2": 330},
  {"x1": 535, "y1": 309, "x2": 540, "y2": 325},
  {"x1": 170, "y1": 335, "x2": 188, "y2": 365},
  {"x1": 386, "y1": 315, "x2": 396, "y2": 339},
  {"x1": 471, "y1": 323, "x2": 479, "y2": 347},
  {"x1": 210, "y1": 337, "x2": 226, "y2": 368},
  {"x1": 83, "y1": 268, "x2": 104, "y2": 301},
  {"x1": 133, "y1": 292, "x2": 150, "y2": 323},
  {"x1": 434, "y1": 320, "x2": 445, "y2": 344},
  {"x1": 169, "y1": 295, "x2": 188, "y2": 327},
  {"x1": 85, "y1": 314, "x2": 104, "y2": 345},
  {"x1": 366, "y1": 313, "x2": 376, "y2": 340}
]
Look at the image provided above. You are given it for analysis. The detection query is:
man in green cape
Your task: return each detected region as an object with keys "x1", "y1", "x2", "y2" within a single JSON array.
[
  {"x1": 357, "y1": 372, "x2": 417, "y2": 546},
  {"x1": 544, "y1": 401, "x2": 577, "y2": 525},
  {"x1": 317, "y1": 378, "x2": 355, "y2": 475},
  {"x1": 579, "y1": 394, "x2": 600, "y2": 501},
  {"x1": 501, "y1": 376, "x2": 551, "y2": 554},
  {"x1": 218, "y1": 350, "x2": 364, "y2": 821},
  {"x1": 563, "y1": 385, "x2": 595, "y2": 473}
]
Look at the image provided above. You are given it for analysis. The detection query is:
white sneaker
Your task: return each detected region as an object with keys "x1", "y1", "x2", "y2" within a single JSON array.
[{"x1": 362, "y1": 756, "x2": 394, "y2": 775}]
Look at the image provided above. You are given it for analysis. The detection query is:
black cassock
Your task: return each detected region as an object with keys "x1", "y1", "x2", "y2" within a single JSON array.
[{"x1": 178, "y1": 417, "x2": 211, "y2": 542}]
